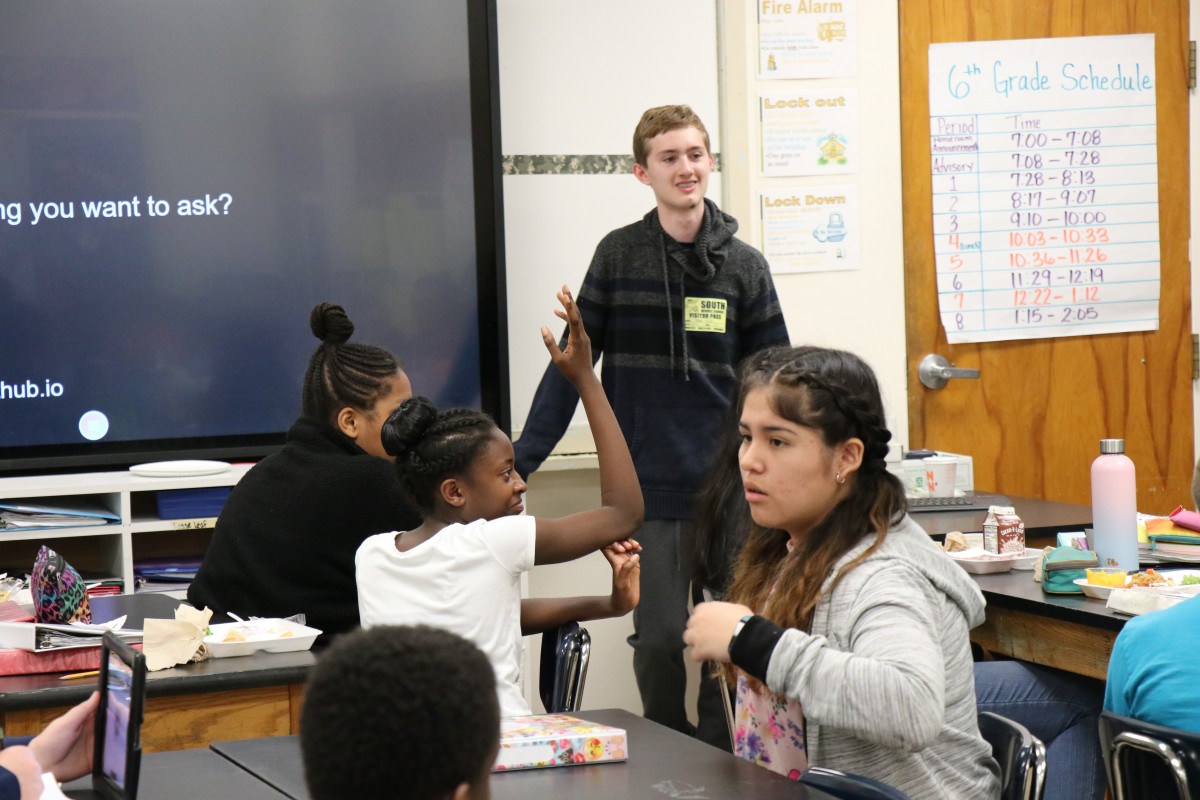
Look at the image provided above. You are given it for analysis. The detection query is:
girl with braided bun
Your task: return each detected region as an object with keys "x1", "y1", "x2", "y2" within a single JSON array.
[
  {"x1": 683, "y1": 346, "x2": 1002, "y2": 798},
  {"x1": 356, "y1": 287, "x2": 644, "y2": 717},
  {"x1": 189, "y1": 302, "x2": 420, "y2": 642}
]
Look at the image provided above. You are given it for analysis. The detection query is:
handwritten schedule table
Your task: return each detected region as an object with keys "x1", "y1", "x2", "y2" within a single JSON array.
[{"x1": 928, "y1": 34, "x2": 1160, "y2": 344}]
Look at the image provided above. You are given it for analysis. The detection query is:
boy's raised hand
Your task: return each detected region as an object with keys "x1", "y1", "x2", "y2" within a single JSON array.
[
  {"x1": 603, "y1": 538, "x2": 641, "y2": 616},
  {"x1": 541, "y1": 285, "x2": 594, "y2": 386}
]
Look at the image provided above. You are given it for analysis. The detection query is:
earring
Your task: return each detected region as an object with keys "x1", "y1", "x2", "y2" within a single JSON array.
[{"x1": 835, "y1": 471, "x2": 846, "y2": 485}]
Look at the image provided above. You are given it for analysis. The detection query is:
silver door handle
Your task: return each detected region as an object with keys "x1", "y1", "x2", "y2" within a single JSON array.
[{"x1": 918, "y1": 354, "x2": 980, "y2": 389}]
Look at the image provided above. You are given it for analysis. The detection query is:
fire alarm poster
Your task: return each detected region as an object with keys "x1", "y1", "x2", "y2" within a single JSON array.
[
  {"x1": 758, "y1": 0, "x2": 857, "y2": 79},
  {"x1": 928, "y1": 34, "x2": 1161, "y2": 344}
]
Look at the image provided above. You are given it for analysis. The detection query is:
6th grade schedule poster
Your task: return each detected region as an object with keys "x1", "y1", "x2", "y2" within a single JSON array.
[{"x1": 928, "y1": 34, "x2": 1161, "y2": 344}]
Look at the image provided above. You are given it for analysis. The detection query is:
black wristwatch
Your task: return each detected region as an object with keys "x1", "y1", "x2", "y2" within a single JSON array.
[{"x1": 728, "y1": 614, "x2": 754, "y2": 655}]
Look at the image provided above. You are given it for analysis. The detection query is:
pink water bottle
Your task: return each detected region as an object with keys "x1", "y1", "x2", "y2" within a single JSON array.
[{"x1": 1090, "y1": 438, "x2": 1138, "y2": 570}]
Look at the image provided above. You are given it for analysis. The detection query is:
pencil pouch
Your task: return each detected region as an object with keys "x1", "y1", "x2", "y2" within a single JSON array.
[
  {"x1": 1039, "y1": 546, "x2": 1099, "y2": 594},
  {"x1": 32, "y1": 545, "x2": 92, "y2": 624},
  {"x1": 1169, "y1": 505, "x2": 1200, "y2": 533}
]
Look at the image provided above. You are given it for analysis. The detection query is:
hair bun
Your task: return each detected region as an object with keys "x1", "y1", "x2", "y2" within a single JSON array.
[
  {"x1": 381, "y1": 397, "x2": 438, "y2": 457},
  {"x1": 310, "y1": 302, "x2": 355, "y2": 346}
]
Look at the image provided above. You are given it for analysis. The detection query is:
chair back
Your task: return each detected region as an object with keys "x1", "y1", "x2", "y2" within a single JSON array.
[
  {"x1": 978, "y1": 711, "x2": 1047, "y2": 800},
  {"x1": 538, "y1": 622, "x2": 591, "y2": 713},
  {"x1": 1099, "y1": 710, "x2": 1200, "y2": 800},
  {"x1": 798, "y1": 766, "x2": 912, "y2": 800}
]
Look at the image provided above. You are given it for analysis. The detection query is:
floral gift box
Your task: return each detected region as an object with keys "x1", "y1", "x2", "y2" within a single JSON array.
[{"x1": 493, "y1": 714, "x2": 627, "y2": 771}]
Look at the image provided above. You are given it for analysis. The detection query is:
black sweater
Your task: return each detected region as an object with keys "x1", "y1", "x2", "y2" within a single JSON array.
[
  {"x1": 515, "y1": 199, "x2": 790, "y2": 519},
  {"x1": 187, "y1": 417, "x2": 420, "y2": 639}
]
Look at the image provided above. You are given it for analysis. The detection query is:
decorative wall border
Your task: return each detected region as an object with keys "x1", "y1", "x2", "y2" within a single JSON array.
[{"x1": 503, "y1": 153, "x2": 723, "y2": 175}]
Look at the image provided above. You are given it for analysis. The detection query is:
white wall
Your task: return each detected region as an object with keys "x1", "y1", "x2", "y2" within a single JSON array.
[
  {"x1": 497, "y1": 0, "x2": 721, "y2": 715},
  {"x1": 502, "y1": 2, "x2": 907, "y2": 454},
  {"x1": 500, "y1": 0, "x2": 722, "y2": 440},
  {"x1": 719, "y1": 0, "x2": 908, "y2": 453}
]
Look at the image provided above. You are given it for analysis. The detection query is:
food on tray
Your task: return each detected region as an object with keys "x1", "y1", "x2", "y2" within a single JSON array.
[
  {"x1": 942, "y1": 531, "x2": 970, "y2": 552},
  {"x1": 202, "y1": 618, "x2": 322, "y2": 658},
  {"x1": 1183, "y1": 575, "x2": 1200, "y2": 586},
  {"x1": 1128, "y1": 569, "x2": 1168, "y2": 587},
  {"x1": 1086, "y1": 568, "x2": 1128, "y2": 587},
  {"x1": 213, "y1": 620, "x2": 298, "y2": 644}
]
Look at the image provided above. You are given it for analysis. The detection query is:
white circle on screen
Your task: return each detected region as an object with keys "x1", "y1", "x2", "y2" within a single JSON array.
[{"x1": 79, "y1": 410, "x2": 110, "y2": 441}]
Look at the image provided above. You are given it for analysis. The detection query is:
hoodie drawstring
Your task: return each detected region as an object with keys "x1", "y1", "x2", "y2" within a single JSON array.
[
  {"x1": 678, "y1": 270, "x2": 689, "y2": 382},
  {"x1": 659, "y1": 234, "x2": 679, "y2": 380}
]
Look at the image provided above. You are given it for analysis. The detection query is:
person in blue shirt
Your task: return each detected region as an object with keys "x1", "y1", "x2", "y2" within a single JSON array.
[{"x1": 1104, "y1": 593, "x2": 1200, "y2": 731}]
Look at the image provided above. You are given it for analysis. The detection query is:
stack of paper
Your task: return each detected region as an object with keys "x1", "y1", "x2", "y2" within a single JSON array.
[
  {"x1": 1106, "y1": 584, "x2": 1200, "y2": 616},
  {"x1": 0, "y1": 500, "x2": 119, "y2": 530},
  {"x1": 85, "y1": 579, "x2": 125, "y2": 598},
  {"x1": 134, "y1": 557, "x2": 202, "y2": 593},
  {"x1": 0, "y1": 621, "x2": 142, "y2": 652}
]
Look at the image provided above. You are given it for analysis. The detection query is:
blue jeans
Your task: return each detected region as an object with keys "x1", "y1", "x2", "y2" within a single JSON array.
[{"x1": 974, "y1": 660, "x2": 1106, "y2": 800}]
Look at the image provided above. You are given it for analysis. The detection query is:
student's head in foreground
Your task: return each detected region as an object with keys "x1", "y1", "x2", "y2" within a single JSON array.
[{"x1": 301, "y1": 625, "x2": 500, "y2": 800}]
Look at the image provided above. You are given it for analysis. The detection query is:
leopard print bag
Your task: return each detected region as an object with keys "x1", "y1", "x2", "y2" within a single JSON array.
[{"x1": 32, "y1": 544, "x2": 92, "y2": 624}]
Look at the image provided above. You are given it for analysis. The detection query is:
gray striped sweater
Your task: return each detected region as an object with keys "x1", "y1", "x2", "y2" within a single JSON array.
[{"x1": 514, "y1": 199, "x2": 789, "y2": 518}]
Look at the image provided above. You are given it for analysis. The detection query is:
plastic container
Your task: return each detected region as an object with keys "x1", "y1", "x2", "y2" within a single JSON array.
[
  {"x1": 155, "y1": 487, "x2": 231, "y2": 520},
  {"x1": 1010, "y1": 548, "x2": 1044, "y2": 570},
  {"x1": 1090, "y1": 439, "x2": 1139, "y2": 571},
  {"x1": 1074, "y1": 578, "x2": 1124, "y2": 600},
  {"x1": 203, "y1": 619, "x2": 322, "y2": 658},
  {"x1": 946, "y1": 550, "x2": 1017, "y2": 574}
]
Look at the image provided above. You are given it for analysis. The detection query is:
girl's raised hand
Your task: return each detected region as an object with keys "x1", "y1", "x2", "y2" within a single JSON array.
[
  {"x1": 541, "y1": 285, "x2": 594, "y2": 386},
  {"x1": 602, "y1": 543, "x2": 641, "y2": 615}
]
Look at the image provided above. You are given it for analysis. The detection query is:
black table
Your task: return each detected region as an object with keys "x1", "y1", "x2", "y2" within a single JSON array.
[
  {"x1": 0, "y1": 593, "x2": 316, "y2": 750},
  {"x1": 63, "y1": 747, "x2": 288, "y2": 799},
  {"x1": 970, "y1": 568, "x2": 1124, "y2": 680},
  {"x1": 912, "y1": 493, "x2": 1091, "y2": 540},
  {"x1": 211, "y1": 708, "x2": 837, "y2": 799}
]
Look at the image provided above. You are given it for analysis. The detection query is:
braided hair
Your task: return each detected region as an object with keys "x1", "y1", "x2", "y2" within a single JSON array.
[
  {"x1": 381, "y1": 397, "x2": 497, "y2": 514},
  {"x1": 725, "y1": 345, "x2": 906, "y2": 642},
  {"x1": 302, "y1": 303, "x2": 401, "y2": 425}
]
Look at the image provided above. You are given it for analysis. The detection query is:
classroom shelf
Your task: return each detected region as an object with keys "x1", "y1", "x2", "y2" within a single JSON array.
[{"x1": 0, "y1": 466, "x2": 251, "y2": 593}]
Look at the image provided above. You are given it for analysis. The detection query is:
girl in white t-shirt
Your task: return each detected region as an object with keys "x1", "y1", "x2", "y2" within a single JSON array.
[{"x1": 356, "y1": 286, "x2": 644, "y2": 717}]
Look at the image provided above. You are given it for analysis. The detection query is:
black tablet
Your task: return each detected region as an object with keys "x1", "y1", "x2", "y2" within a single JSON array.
[{"x1": 92, "y1": 632, "x2": 146, "y2": 800}]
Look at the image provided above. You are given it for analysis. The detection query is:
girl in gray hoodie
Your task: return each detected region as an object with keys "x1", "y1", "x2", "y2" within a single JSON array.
[{"x1": 684, "y1": 345, "x2": 1001, "y2": 799}]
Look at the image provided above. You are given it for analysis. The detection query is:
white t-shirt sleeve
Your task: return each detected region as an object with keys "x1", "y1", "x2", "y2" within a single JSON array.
[{"x1": 480, "y1": 515, "x2": 536, "y2": 575}]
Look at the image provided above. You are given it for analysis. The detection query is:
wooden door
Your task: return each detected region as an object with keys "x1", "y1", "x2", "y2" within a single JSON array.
[{"x1": 900, "y1": 0, "x2": 1192, "y2": 508}]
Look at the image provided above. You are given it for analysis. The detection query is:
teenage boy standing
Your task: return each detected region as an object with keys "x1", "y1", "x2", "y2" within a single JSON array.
[{"x1": 515, "y1": 105, "x2": 789, "y2": 747}]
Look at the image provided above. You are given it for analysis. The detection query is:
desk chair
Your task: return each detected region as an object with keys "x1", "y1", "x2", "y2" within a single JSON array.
[
  {"x1": 799, "y1": 766, "x2": 912, "y2": 799},
  {"x1": 979, "y1": 711, "x2": 1047, "y2": 800},
  {"x1": 1099, "y1": 710, "x2": 1200, "y2": 800},
  {"x1": 538, "y1": 622, "x2": 590, "y2": 713}
]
